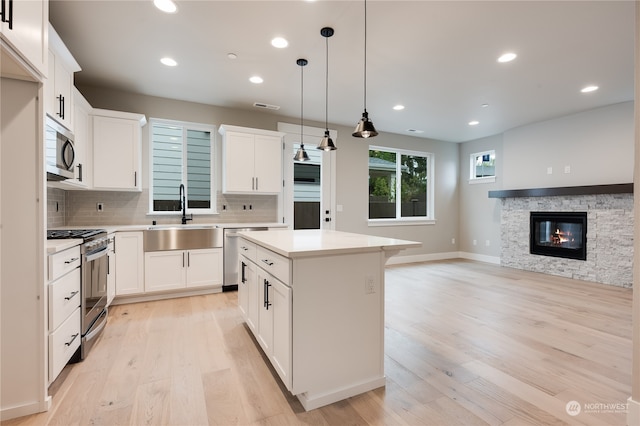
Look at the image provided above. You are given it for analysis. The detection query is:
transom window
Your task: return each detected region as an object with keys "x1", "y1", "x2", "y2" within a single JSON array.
[
  {"x1": 149, "y1": 118, "x2": 216, "y2": 215},
  {"x1": 368, "y1": 146, "x2": 434, "y2": 223},
  {"x1": 470, "y1": 150, "x2": 496, "y2": 182}
]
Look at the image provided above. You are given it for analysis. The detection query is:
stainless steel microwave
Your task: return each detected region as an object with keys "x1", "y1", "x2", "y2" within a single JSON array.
[{"x1": 45, "y1": 118, "x2": 75, "y2": 181}]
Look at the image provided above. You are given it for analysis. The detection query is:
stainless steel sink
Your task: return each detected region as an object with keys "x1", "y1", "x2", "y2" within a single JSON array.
[{"x1": 144, "y1": 226, "x2": 223, "y2": 251}]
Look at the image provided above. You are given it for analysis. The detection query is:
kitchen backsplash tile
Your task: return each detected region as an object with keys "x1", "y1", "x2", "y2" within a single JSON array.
[
  {"x1": 48, "y1": 188, "x2": 278, "y2": 227},
  {"x1": 47, "y1": 188, "x2": 66, "y2": 228}
]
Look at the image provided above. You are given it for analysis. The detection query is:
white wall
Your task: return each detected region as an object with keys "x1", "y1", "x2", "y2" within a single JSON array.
[
  {"x1": 459, "y1": 101, "x2": 634, "y2": 260},
  {"x1": 503, "y1": 102, "x2": 633, "y2": 189},
  {"x1": 458, "y1": 134, "x2": 503, "y2": 259}
]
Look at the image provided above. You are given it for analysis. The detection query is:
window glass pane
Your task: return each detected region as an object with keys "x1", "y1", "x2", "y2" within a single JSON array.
[
  {"x1": 152, "y1": 123, "x2": 183, "y2": 211},
  {"x1": 369, "y1": 150, "x2": 397, "y2": 219},
  {"x1": 400, "y1": 154, "x2": 427, "y2": 217},
  {"x1": 472, "y1": 151, "x2": 495, "y2": 178},
  {"x1": 186, "y1": 129, "x2": 211, "y2": 209}
]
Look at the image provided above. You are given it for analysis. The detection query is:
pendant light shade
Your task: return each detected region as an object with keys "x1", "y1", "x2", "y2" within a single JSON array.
[
  {"x1": 294, "y1": 58, "x2": 310, "y2": 162},
  {"x1": 353, "y1": 0, "x2": 378, "y2": 138},
  {"x1": 318, "y1": 27, "x2": 337, "y2": 151}
]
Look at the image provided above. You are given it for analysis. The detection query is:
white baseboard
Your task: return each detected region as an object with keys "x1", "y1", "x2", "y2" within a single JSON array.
[
  {"x1": 111, "y1": 286, "x2": 222, "y2": 306},
  {"x1": 385, "y1": 251, "x2": 500, "y2": 266},
  {"x1": 459, "y1": 252, "x2": 501, "y2": 264},
  {"x1": 628, "y1": 397, "x2": 640, "y2": 426},
  {"x1": 1, "y1": 396, "x2": 51, "y2": 421}
]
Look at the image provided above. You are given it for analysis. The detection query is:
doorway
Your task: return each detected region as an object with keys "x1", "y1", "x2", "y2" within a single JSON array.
[{"x1": 278, "y1": 122, "x2": 336, "y2": 230}]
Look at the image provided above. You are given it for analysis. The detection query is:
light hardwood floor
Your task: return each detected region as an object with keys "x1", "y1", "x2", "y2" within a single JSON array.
[{"x1": 4, "y1": 260, "x2": 632, "y2": 425}]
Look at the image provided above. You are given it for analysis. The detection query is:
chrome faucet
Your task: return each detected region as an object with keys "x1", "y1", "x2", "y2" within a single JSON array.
[{"x1": 179, "y1": 184, "x2": 192, "y2": 225}]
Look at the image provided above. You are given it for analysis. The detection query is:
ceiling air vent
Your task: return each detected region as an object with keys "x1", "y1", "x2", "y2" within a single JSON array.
[
  {"x1": 253, "y1": 102, "x2": 280, "y2": 110},
  {"x1": 407, "y1": 129, "x2": 424, "y2": 134}
]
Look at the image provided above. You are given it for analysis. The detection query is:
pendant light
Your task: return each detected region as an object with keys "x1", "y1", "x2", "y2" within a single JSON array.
[
  {"x1": 318, "y1": 27, "x2": 337, "y2": 151},
  {"x1": 352, "y1": 0, "x2": 378, "y2": 138},
  {"x1": 294, "y1": 58, "x2": 310, "y2": 162}
]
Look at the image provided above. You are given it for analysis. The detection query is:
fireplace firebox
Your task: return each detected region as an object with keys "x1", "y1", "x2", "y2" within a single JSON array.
[{"x1": 530, "y1": 212, "x2": 587, "y2": 260}]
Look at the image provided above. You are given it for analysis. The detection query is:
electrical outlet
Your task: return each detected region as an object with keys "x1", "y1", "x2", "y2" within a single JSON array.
[
  {"x1": 365, "y1": 275, "x2": 375, "y2": 294},
  {"x1": 97, "y1": 203, "x2": 104, "y2": 212},
  {"x1": 451, "y1": 238, "x2": 455, "y2": 244},
  {"x1": 547, "y1": 166, "x2": 553, "y2": 175},
  {"x1": 564, "y1": 165, "x2": 571, "y2": 174},
  {"x1": 473, "y1": 239, "x2": 477, "y2": 246},
  {"x1": 485, "y1": 240, "x2": 490, "y2": 246}
]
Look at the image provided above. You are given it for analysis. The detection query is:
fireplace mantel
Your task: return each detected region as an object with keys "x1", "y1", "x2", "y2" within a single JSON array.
[{"x1": 488, "y1": 183, "x2": 633, "y2": 199}]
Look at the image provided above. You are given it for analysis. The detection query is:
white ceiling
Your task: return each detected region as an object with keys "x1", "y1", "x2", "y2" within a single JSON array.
[{"x1": 49, "y1": 0, "x2": 635, "y2": 143}]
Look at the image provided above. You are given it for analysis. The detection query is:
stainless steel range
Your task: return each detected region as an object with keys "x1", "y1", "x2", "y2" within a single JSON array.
[{"x1": 47, "y1": 229, "x2": 109, "y2": 359}]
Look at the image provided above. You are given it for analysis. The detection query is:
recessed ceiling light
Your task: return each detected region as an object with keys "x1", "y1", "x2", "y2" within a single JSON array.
[
  {"x1": 581, "y1": 85, "x2": 599, "y2": 93},
  {"x1": 227, "y1": 53, "x2": 237, "y2": 60},
  {"x1": 481, "y1": 103, "x2": 489, "y2": 108},
  {"x1": 407, "y1": 129, "x2": 424, "y2": 134},
  {"x1": 497, "y1": 52, "x2": 517, "y2": 63},
  {"x1": 154, "y1": 0, "x2": 177, "y2": 13},
  {"x1": 468, "y1": 120, "x2": 480, "y2": 126},
  {"x1": 249, "y1": 76, "x2": 264, "y2": 84},
  {"x1": 393, "y1": 105, "x2": 405, "y2": 111},
  {"x1": 160, "y1": 57, "x2": 177, "y2": 67},
  {"x1": 271, "y1": 37, "x2": 289, "y2": 48}
]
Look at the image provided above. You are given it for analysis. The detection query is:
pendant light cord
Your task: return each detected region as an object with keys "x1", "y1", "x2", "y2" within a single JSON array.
[
  {"x1": 363, "y1": 0, "x2": 368, "y2": 111},
  {"x1": 300, "y1": 61, "x2": 304, "y2": 147},
  {"x1": 325, "y1": 34, "x2": 329, "y2": 130}
]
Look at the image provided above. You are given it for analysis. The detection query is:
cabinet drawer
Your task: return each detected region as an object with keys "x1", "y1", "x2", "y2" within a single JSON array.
[
  {"x1": 48, "y1": 268, "x2": 81, "y2": 331},
  {"x1": 49, "y1": 307, "x2": 81, "y2": 383},
  {"x1": 238, "y1": 239, "x2": 257, "y2": 263},
  {"x1": 257, "y1": 246, "x2": 291, "y2": 286},
  {"x1": 48, "y1": 246, "x2": 81, "y2": 281}
]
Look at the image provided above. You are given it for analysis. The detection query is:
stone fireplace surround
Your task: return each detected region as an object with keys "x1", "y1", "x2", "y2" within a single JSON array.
[{"x1": 489, "y1": 184, "x2": 633, "y2": 288}]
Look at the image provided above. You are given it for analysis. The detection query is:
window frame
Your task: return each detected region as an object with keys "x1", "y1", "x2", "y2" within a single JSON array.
[
  {"x1": 469, "y1": 149, "x2": 496, "y2": 184},
  {"x1": 368, "y1": 145, "x2": 435, "y2": 226},
  {"x1": 148, "y1": 118, "x2": 218, "y2": 216}
]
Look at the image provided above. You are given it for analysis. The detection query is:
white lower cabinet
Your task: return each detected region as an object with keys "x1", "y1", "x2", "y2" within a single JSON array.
[
  {"x1": 47, "y1": 245, "x2": 82, "y2": 384},
  {"x1": 106, "y1": 233, "x2": 116, "y2": 306},
  {"x1": 114, "y1": 232, "x2": 144, "y2": 296},
  {"x1": 238, "y1": 239, "x2": 292, "y2": 390},
  {"x1": 145, "y1": 248, "x2": 222, "y2": 293}
]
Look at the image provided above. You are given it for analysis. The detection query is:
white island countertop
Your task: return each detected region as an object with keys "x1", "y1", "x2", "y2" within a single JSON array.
[{"x1": 238, "y1": 229, "x2": 420, "y2": 258}]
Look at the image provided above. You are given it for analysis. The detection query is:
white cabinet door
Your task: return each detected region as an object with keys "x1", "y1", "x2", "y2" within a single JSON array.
[
  {"x1": 223, "y1": 131, "x2": 254, "y2": 193},
  {"x1": 145, "y1": 251, "x2": 186, "y2": 292},
  {"x1": 52, "y1": 54, "x2": 73, "y2": 129},
  {"x1": 256, "y1": 269, "x2": 274, "y2": 355},
  {"x1": 271, "y1": 277, "x2": 292, "y2": 390},
  {"x1": 70, "y1": 88, "x2": 92, "y2": 187},
  {"x1": 0, "y1": 0, "x2": 48, "y2": 78},
  {"x1": 254, "y1": 134, "x2": 282, "y2": 193},
  {"x1": 220, "y1": 125, "x2": 284, "y2": 194},
  {"x1": 245, "y1": 259, "x2": 258, "y2": 332},
  {"x1": 238, "y1": 256, "x2": 250, "y2": 317},
  {"x1": 92, "y1": 110, "x2": 145, "y2": 191},
  {"x1": 114, "y1": 232, "x2": 144, "y2": 295},
  {"x1": 106, "y1": 235, "x2": 116, "y2": 306},
  {"x1": 186, "y1": 248, "x2": 222, "y2": 288}
]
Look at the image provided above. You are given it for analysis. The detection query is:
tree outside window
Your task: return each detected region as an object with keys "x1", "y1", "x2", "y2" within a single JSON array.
[{"x1": 369, "y1": 147, "x2": 432, "y2": 221}]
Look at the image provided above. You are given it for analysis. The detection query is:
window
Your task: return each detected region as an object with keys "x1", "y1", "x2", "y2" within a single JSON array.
[
  {"x1": 470, "y1": 150, "x2": 495, "y2": 182},
  {"x1": 368, "y1": 146, "x2": 433, "y2": 223},
  {"x1": 149, "y1": 118, "x2": 216, "y2": 214}
]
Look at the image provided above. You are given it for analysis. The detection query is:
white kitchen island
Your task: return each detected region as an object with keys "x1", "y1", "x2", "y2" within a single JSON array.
[{"x1": 237, "y1": 229, "x2": 420, "y2": 411}]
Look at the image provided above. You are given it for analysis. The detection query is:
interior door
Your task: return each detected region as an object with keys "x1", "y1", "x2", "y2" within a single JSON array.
[{"x1": 278, "y1": 122, "x2": 336, "y2": 230}]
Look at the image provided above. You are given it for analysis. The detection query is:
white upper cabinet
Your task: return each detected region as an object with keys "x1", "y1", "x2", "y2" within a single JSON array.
[
  {"x1": 45, "y1": 24, "x2": 80, "y2": 131},
  {"x1": 91, "y1": 108, "x2": 146, "y2": 191},
  {"x1": 0, "y1": 0, "x2": 48, "y2": 80},
  {"x1": 219, "y1": 125, "x2": 284, "y2": 194}
]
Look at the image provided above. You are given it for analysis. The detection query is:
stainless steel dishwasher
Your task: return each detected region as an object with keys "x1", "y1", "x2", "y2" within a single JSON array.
[{"x1": 223, "y1": 227, "x2": 268, "y2": 291}]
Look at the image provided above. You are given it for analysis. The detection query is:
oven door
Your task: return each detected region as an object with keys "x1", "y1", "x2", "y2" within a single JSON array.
[{"x1": 83, "y1": 247, "x2": 108, "y2": 334}]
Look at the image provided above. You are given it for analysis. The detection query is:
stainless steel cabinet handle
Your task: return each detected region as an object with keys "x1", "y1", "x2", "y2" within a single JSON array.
[
  {"x1": 64, "y1": 290, "x2": 79, "y2": 300},
  {"x1": 64, "y1": 257, "x2": 79, "y2": 264},
  {"x1": 263, "y1": 279, "x2": 271, "y2": 310},
  {"x1": 64, "y1": 333, "x2": 79, "y2": 347}
]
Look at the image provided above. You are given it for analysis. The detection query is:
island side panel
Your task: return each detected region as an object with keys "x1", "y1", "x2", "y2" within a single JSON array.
[{"x1": 291, "y1": 250, "x2": 386, "y2": 405}]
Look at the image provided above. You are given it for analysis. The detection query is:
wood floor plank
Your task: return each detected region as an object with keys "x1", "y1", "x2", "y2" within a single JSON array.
[{"x1": 6, "y1": 259, "x2": 632, "y2": 425}]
